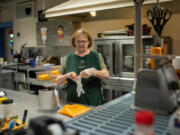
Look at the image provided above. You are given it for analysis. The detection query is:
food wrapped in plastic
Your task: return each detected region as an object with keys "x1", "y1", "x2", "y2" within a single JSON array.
[
  {"x1": 58, "y1": 104, "x2": 91, "y2": 118},
  {"x1": 36, "y1": 69, "x2": 60, "y2": 81}
]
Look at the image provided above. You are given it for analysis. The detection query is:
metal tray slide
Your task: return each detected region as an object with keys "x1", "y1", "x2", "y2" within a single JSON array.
[{"x1": 65, "y1": 93, "x2": 170, "y2": 135}]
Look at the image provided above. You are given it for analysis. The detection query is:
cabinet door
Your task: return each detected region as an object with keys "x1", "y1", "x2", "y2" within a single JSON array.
[
  {"x1": 118, "y1": 39, "x2": 135, "y2": 78},
  {"x1": 94, "y1": 39, "x2": 115, "y2": 76}
]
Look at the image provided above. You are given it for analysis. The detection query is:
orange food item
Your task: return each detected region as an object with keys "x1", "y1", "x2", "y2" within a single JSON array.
[
  {"x1": 58, "y1": 104, "x2": 91, "y2": 118},
  {"x1": 50, "y1": 78, "x2": 56, "y2": 82},
  {"x1": 50, "y1": 69, "x2": 59, "y2": 76},
  {"x1": 37, "y1": 74, "x2": 50, "y2": 81}
]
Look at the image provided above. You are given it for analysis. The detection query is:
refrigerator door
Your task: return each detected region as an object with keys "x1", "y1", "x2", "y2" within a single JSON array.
[
  {"x1": 117, "y1": 39, "x2": 135, "y2": 78},
  {"x1": 94, "y1": 39, "x2": 116, "y2": 76}
]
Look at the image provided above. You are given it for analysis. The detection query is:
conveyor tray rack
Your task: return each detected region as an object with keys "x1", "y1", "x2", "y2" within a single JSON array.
[{"x1": 65, "y1": 92, "x2": 170, "y2": 135}]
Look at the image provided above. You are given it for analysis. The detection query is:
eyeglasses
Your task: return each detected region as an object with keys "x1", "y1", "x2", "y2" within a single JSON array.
[{"x1": 75, "y1": 40, "x2": 89, "y2": 44}]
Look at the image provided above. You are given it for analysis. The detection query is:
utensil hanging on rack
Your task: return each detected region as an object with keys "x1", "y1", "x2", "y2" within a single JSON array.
[
  {"x1": 147, "y1": 0, "x2": 172, "y2": 68},
  {"x1": 147, "y1": 0, "x2": 172, "y2": 37}
]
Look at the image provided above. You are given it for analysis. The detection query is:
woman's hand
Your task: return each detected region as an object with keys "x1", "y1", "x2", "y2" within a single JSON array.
[
  {"x1": 80, "y1": 68, "x2": 97, "y2": 79},
  {"x1": 66, "y1": 72, "x2": 78, "y2": 81},
  {"x1": 56, "y1": 72, "x2": 78, "y2": 84},
  {"x1": 80, "y1": 68, "x2": 109, "y2": 80}
]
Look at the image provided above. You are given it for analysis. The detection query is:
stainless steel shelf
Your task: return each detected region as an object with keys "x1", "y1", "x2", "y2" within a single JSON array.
[
  {"x1": 0, "y1": 69, "x2": 17, "y2": 74},
  {"x1": 27, "y1": 78, "x2": 57, "y2": 88}
]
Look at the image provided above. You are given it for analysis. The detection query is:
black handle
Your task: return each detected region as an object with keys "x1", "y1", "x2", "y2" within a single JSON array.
[
  {"x1": 112, "y1": 43, "x2": 116, "y2": 75},
  {"x1": 22, "y1": 109, "x2": 28, "y2": 124}
]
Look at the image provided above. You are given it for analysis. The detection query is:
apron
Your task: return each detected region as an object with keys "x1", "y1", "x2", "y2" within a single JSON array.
[{"x1": 66, "y1": 51, "x2": 103, "y2": 106}]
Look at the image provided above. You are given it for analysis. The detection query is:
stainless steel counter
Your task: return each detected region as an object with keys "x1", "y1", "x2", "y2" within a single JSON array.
[
  {"x1": 0, "y1": 63, "x2": 45, "y2": 71},
  {"x1": 3, "y1": 89, "x2": 72, "y2": 123},
  {"x1": 27, "y1": 78, "x2": 57, "y2": 88},
  {"x1": 102, "y1": 77, "x2": 135, "y2": 102},
  {"x1": 0, "y1": 64, "x2": 60, "y2": 91}
]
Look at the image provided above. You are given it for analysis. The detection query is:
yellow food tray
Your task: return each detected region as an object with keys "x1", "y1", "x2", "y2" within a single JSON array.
[
  {"x1": 0, "y1": 97, "x2": 8, "y2": 103},
  {"x1": 0, "y1": 119, "x2": 27, "y2": 132}
]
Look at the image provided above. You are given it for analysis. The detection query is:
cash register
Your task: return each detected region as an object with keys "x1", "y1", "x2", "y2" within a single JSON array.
[{"x1": 135, "y1": 62, "x2": 180, "y2": 115}]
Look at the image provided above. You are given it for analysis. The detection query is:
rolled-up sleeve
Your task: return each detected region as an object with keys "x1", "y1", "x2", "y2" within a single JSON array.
[{"x1": 99, "y1": 53, "x2": 107, "y2": 69}]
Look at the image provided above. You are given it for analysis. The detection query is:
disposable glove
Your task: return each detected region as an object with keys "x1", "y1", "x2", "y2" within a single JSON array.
[
  {"x1": 75, "y1": 76, "x2": 85, "y2": 97},
  {"x1": 66, "y1": 72, "x2": 78, "y2": 81},
  {"x1": 80, "y1": 68, "x2": 97, "y2": 79}
]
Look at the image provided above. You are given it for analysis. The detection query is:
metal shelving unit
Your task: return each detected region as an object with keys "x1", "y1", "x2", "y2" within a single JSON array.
[
  {"x1": 0, "y1": 63, "x2": 19, "y2": 73},
  {"x1": 26, "y1": 67, "x2": 57, "y2": 92},
  {"x1": 27, "y1": 78, "x2": 57, "y2": 88},
  {"x1": 65, "y1": 93, "x2": 170, "y2": 135}
]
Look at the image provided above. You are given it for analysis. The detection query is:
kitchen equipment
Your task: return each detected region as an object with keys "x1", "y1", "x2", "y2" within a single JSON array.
[
  {"x1": 35, "y1": 56, "x2": 43, "y2": 65},
  {"x1": 94, "y1": 36, "x2": 171, "y2": 76},
  {"x1": 147, "y1": 6, "x2": 172, "y2": 37},
  {"x1": 102, "y1": 77, "x2": 135, "y2": 102},
  {"x1": 25, "y1": 58, "x2": 30, "y2": 64},
  {"x1": 65, "y1": 92, "x2": 171, "y2": 135},
  {"x1": 94, "y1": 35, "x2": 155, "y2": 77},
  {"x1": 135, "y1": 63, "x2": 180, "y2": 115},
  {"x1": 169, "y1": 109, "x2": 180, "y2": 135}
]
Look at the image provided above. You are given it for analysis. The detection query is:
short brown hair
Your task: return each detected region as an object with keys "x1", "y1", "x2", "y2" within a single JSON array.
[{"x1": 71, "y1": 28, "x2": 93, "y2": 48}]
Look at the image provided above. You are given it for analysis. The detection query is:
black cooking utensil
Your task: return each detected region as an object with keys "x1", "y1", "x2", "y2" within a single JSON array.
[{"x1": 147, "y1": 6, "x2": 172, "y2": 37}]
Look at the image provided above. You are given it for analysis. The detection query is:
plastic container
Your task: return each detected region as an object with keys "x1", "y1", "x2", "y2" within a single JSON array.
[
  {"x1": 36, "y1": 64, "x2": 59, "y2": 82},
  {"x1": 30, "y1": 59, "x2": 36, "y2": 68},
  {"x1": 0, "y1": 99, "x2": 17, "y2": 128},
  {"x1": 135, "y1": 110, "x2": 155, "y2": 135},
  {"x1": 149, "y1": 46, "x2": 162, "y2": 69},
  {"x1": 0, "y1": 99, "x2": 17, "y2": 118},
  {"x1": 169, "y1": 109, "x2": 180, "y2": 135}
]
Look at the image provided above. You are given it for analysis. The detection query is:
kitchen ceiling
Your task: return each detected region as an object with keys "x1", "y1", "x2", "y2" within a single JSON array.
[{"x1": 45, "y1": 0, "x2": 175, "y2": 18}]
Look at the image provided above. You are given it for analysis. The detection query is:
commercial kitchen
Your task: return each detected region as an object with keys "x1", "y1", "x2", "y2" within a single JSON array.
[{"x1": 0, "y1": 0, "x2": 180, "y2": 134}]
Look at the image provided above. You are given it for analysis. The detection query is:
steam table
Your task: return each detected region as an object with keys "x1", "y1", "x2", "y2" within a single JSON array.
[{"x1": 65, "y1": 92, "x2": 170, "y2": 135}]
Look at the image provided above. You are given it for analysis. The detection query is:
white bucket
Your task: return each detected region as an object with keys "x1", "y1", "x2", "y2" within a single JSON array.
[{"x1": 38, "y1": 89, "x2": 58, "y2": 111}]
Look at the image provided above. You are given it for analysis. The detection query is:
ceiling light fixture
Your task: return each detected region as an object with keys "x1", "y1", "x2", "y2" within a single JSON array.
[{"x1": 90, "y1": 11, "x2": 96, "y2": 17}]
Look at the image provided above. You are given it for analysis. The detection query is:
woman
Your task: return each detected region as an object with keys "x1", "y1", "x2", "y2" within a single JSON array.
[{"x1": 56, "y1": 28, "x2": 109, "y2": 106}]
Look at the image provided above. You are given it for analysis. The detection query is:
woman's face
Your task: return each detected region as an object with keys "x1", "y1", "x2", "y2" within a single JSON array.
[{"x1": 74, "y1": 34, "x2": 89, "y2": 53}]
